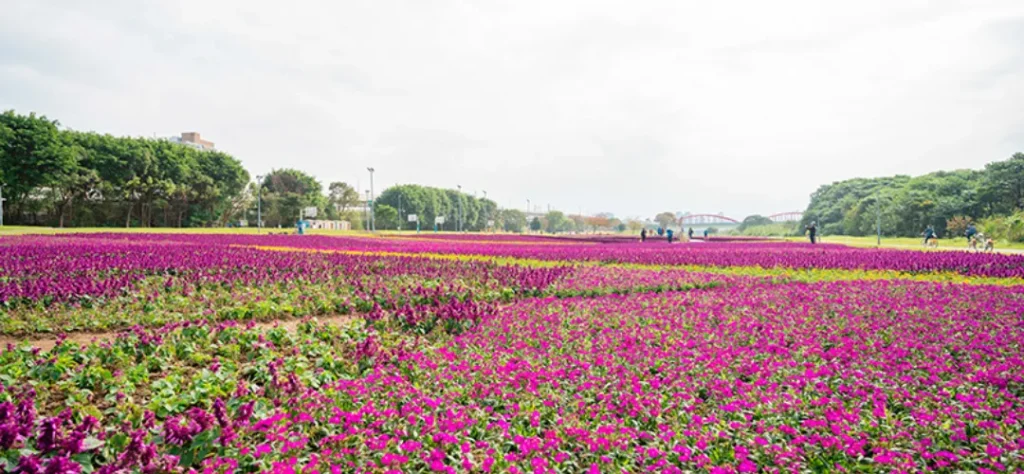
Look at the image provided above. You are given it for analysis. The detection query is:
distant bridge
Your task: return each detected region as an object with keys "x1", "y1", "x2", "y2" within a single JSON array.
[
  {"x1": 678, "y1": 214, "x2": 740, "y2": 225},
  {"x1": 677, "y1": 212, "x2": 804, "y2": 226},
  {"x1": 768, "y1": 211, "x2": 803, "y2": 222}
]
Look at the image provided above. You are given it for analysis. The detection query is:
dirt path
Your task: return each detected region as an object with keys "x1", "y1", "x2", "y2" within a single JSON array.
[{"x1": 0, "y1": 313, "x2": 357, "y2": 353}]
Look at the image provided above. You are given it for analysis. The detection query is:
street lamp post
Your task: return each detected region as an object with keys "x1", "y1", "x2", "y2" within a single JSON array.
[
  {"x1": 364, "y1": 190, "x2": 370, "y2": 230},
  {"x1": 526, "y1": 199, "x2": 531, "y2": 233},
  {"x1": 255, "y1": 175, "x2": 263, "y2": 234},
  {"x1": 367, "y1": 167, "x2": 375, "y2": 232}
]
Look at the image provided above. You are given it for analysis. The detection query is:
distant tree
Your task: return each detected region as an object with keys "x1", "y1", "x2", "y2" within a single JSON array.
[
  {"x1": 328, "y1": 182, "x2": 360, "y2": 214},
  {"x1": 374, "y1": 204, "x2": 399, "y2": 229},
  {"x1": 500, "y1": 209, "x2": 527, "y2": 232},
  {"x1": 626, "y1": 219, "x2": 643, "y2": 232},
  {"x1": 570, "y1": 214, "x2": 585, "y2": 233},
  {"x1": 654, "y1": 212, "x2": 676, "y2": 230},
  {"x1": 584, "y1": 215, "x2": 611, "y2": 232},
  {"x1": 738, "y1": 214, "x2": 774, "y2": 232},
  {"x1": 261, "y1": 169, "x2": 323, "y2": 227},
  {"x1": 616, "y1": 223, "x2": 627, "y2": 232},
  {"x1": 530, "y1": 217, "x2": 542, "y2": 232},
  {"x1": 981, "y1": 153, "x2": 1024, "y2": 214},
  {"x1": 946, "y1": 215, "x2": 972, "y2": 237},
  {"x1": 545, "y1": 211, "x2": 567, "y2": 234}
]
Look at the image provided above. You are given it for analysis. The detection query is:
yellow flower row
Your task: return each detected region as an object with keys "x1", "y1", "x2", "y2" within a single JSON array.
[{"x1": 242, "y1": 245, "x2": 1024, "y2": 286}]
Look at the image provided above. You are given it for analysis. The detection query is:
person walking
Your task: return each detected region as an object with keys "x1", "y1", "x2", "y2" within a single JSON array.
[
  {"x1": 640, "y1": 228, "x2": 647, "y2": 242},
  {"x1": 666, "y1": 228, "x2": 674, "y2": 243},
  {"x1": 688, "y1": 228, "x2": 694, "y2": 241},
  {"x1": 806, "y1": 221, "x2": 817, "y2": 244},
  {"x1": 703, "y1": 228, "x2": 709, "y2": 240}
]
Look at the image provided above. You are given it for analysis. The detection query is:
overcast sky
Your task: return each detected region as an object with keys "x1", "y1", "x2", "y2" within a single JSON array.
[{"x1": 2, "y1": 0, "x2": 1022, "y2": 219}]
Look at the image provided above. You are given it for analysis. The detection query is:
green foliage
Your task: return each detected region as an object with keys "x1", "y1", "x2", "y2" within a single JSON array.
[
  {"x1": 374, "y1": 204, "x2": 399, "y2": 230},
  {"x1": 326, "y1": 181, "x2": 360, "y2": 219},
  {"x1": 728, "y1": 222, "x2": 799, "y2": 237},
  {"x1": 979, "y1": 211, "x2": 1024, "y2": 243},
  {"x1": 260, "y1": 169, "x2": 323, "y2": 227},
  {"x1": 0, "y1": 110, "x2": 250, "y2": 227},
  {"x1": 374, "y1": 184, "x2": 496, "y2": 232},
  {"x1": 737, "y1": 215, "x2": 774, "y2": 231},
  {"x1": 499, "y1": 209, "x2": 527, "y2": 232},
  {"x1": 544, "y1": 211, "x2": 568, "y2": 233},
  {"x1": 0, "y1": 111, "x2": 77, "y2": 219},
  {"x1": 530, "y1": 217, "x2": 542, "y2": 232},
  {"x1": 803, "y1": 153, "x2": 1023, "y2": 237}
]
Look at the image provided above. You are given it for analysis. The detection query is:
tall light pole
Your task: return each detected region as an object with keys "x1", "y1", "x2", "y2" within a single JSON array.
[
  {"x1": 255, "y1": 175, "x2": 263, "y2": 234},
  {"x1": 367, "y1": 167, "x2": 375, "y2": 232},
  {"x1": 364, "y1": 190, "x2": 370, "y2": 230},
  {"x1": 457, "y1": 184, "x2": 463, "y2": 232}
]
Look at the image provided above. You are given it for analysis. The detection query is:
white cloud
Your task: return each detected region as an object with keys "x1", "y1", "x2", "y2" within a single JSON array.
[{"x1": 2, "y1": 0, "x2": 1022, "y2": 219}]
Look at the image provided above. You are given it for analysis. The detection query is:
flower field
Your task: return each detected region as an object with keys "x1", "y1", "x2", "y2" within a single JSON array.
[{"x1": 1, "y1": 233, "x2": 1023, "y2": 473}]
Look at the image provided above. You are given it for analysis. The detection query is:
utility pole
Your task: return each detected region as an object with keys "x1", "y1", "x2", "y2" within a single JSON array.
[
  {"x1": 255, "y1": 175, "x2": 263, "y2": 234},
  {"x1": 367, "y1": 167, "x2": 375, "y2": 232}
]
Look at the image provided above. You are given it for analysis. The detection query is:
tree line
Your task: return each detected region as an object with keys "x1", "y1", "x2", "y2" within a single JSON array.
[
  {"x1": 1, "y1": 110, "x2": 249, "y2": 227},
  {"x1": 801, "y1": 152, "x2": 1024, "y2": 241}
]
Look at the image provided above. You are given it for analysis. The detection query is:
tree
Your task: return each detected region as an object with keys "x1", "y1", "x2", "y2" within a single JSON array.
[
  {"x1": 500, "y1": 209, "x2": 527, "y2": 232},
  {"x1": 626, "y1": 219, "x2": 643, "y2": 232},
  {"x1": 0, "y1": 110, "x2": 77, "y2": 220},
  {"x1": 328, "y1": 182, "x2": 360, "y2": 213},
  {"x1": 545, "y1": 211, "x2": 567, "y2": 234},
  {"x1": 798, "y1": 156, "x2": 1024, "y2": 237},
  {"x1": 261, "y1": 169, "x2": 322, "y2": 227},
  {"x1": 585, "y1": 215, "x2": 611, "y2": 232},
  {"x1": 946, "y1": 215, "x2": 972, "y2": 237},
  {"x1": 738, "y1": 214, "x2": 773, "y2": 232},
  {"x1": 982, "y1": 153, "x2": 1024, "y2": 214},
  {"x1": 529, "y1": 217, "x2": 542, "y2": 232},
  {"x1": 654, "y1": 212, "x2": 676, "y2": 230},
  {"x1": 374, "y1": 204, "x2": 399, "y2": 229}
]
